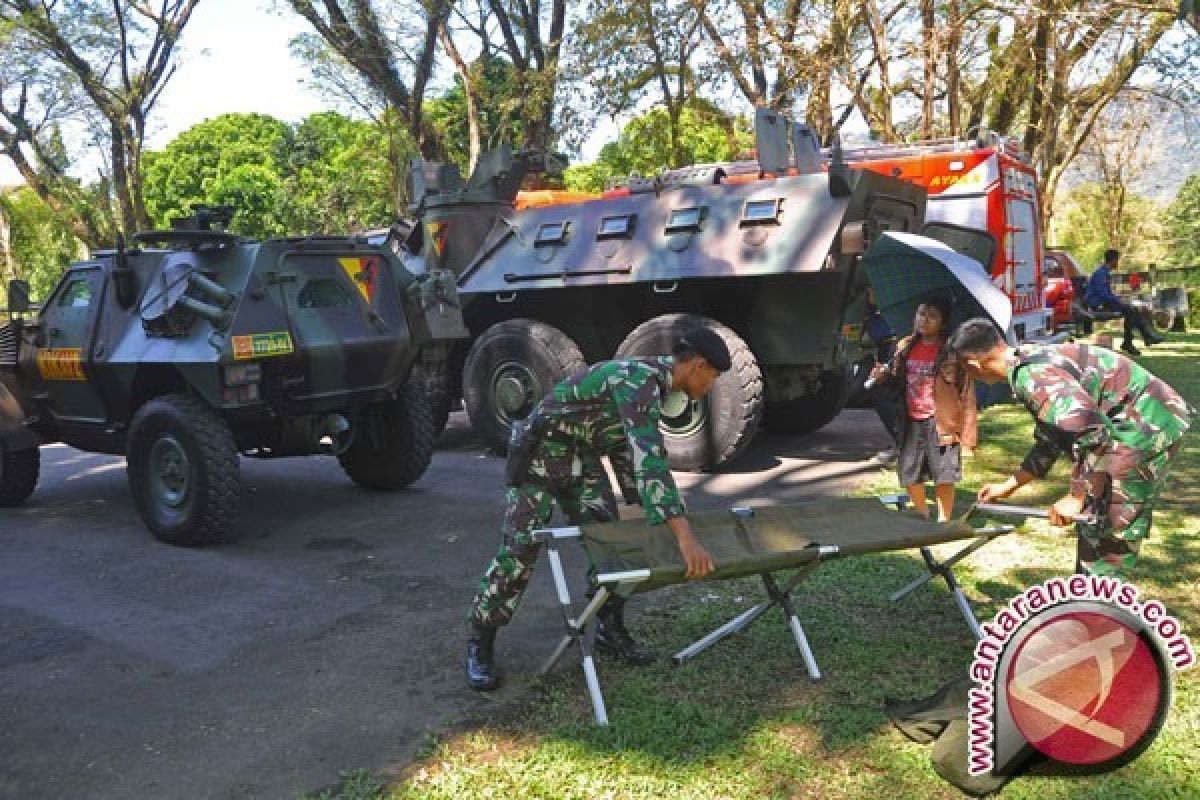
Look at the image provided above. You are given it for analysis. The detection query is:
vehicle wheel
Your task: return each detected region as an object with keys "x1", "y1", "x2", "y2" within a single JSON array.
[
  {"x1": 462, "y1": 319, "x2": 586, "y2": 454},
  {"x1": 419, "y1": 362, "x2": 453, "y2": 437},
  {"x1": 339, "y1": 380, "x2": 435, "y2": 490},
  {"x1": 127, "y1": 393, "x2": 239, "y2": 546},
  {"x1": 615, "y1": 314, "x2": 762, "y2": 472},
  {"x1": 0, "y1": 441, "x2": 39, "y2": 507},
  {"x1": 763, "y1": 369, "x2": 849, "y2": 435}
]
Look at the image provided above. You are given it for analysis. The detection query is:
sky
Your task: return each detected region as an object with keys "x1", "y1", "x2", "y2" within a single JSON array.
[
  {"x1": 0, "y1": 0, "x2": 618, "y2": 186},
  {"x1": 148, "y1": 1, "x2": 329, "y2": 146}
]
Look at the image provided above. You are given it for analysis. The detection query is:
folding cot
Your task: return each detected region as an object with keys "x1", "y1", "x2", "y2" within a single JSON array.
[{"x1": 532, "y1": 495, "x2": 1018, "y2": 725}]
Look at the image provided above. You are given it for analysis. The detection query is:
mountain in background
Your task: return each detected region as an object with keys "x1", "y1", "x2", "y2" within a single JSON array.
[{"x1": 1059, "y1": 103, "x2": 1199, "y2": 206}]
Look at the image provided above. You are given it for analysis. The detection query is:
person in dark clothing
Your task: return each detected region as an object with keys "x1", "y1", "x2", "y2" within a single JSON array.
[
  {"x1": 855, "y1": 288, "x2": 900, "y2": 459},
  {"x1": 1082, "y1": 249, "x2": 1164, "y2": 356}
]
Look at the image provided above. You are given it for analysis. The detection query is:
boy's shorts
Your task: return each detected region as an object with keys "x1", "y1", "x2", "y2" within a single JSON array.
[{"x1": 898, "y1": 416, "x2": 962, "y2": 485}]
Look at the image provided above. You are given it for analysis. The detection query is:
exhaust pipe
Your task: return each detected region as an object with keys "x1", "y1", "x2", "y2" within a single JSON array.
[{"x1": 313, "y1": 413, "x2": 353, "y2": 455}]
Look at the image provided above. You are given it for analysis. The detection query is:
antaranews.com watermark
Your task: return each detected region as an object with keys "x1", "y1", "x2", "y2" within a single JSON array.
[{"x1": 967, "y1": 575, "x2": 1194, "y2": 776}]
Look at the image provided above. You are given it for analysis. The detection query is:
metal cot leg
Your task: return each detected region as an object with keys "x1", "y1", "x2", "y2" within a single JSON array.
[
  {"x1": 672, "y1": 602, "x2": 773, "y2": 664},
  {"x1": 762, "y1": 573, "x2": 822, "y2": 681},
  {"x1": 888, "y1": 527, "x2": 1013, "y2": 640},
  {"x1": 542, "y1": 532, "x2": 611, "y2": 726}
]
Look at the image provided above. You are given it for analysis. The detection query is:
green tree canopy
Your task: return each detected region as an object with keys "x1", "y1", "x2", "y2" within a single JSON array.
[
  {"x1": 288, "y1": 111, "x2": 396, "y2": 232},
  {"x1": 1164, "y1": 175, "x2": 1200, "y2": 266},
  {"x1": 1050, "y1": 182, "x2": 1170, "y2": 270},
  {"x1": 564, "y1": 102, "x2": 752, "y2": 192},
  {"x1": 142, "y1": 111, "x2": 399, "y2": 238},
  {"x1": 1, "y1": 187, "x2": 84, "y2": 299},
  {"x1": 423, "y1": 55, "x2": 523, "y2": 175},
  {"x1": 142, "y1": 113, "x2": 294, "y2": 238}
]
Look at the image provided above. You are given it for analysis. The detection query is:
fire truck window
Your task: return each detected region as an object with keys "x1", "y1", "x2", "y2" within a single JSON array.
[
  {"x1": 58, "y1": 279, "x2": 93, "y2": 308},
  {"x1": 1044, "y1": 258, "x2": 1063, "y2": 279},
  {"x1": 927, "y1": 195, "x2": 987, "y2": 232},
  {"x1": 298, "y1": 278, "x2": 353, "y2": 309}
]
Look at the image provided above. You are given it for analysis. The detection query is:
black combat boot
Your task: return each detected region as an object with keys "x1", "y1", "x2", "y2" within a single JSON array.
[
  {"x1": 466, "y1": 624, "x2": 499, "y2": 691},
  {"x1": 595, "y1": 599, "x2": 654, "y2": 666}
]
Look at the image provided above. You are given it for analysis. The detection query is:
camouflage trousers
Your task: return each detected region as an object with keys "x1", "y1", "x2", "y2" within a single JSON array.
[
  {"x1": 1076, "y1": 439, "x2": 1183, "y2": 577},
  {"x1": 469, "y1": 449, "x2": 617, "y2": 629}
]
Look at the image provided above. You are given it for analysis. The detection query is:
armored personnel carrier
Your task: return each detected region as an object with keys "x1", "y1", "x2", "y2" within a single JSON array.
[
  {"x1": 0, "y1": 206, "x2": 467, "y2": 545},
  {"x1": 394, "y1": 110, "x2": 944, "y2": 471}
]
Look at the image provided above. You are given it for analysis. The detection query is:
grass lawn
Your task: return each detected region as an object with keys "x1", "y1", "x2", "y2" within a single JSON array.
[{"x1": 309, "y1": 333, "x2": 1200, "y2": 800}]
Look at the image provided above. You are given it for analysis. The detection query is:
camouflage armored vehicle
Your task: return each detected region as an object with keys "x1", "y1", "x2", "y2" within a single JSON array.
[
  {"x1": 391, "y1": 110, "x2": 941, "y2": 472},
  {"x1": 0, "y1": 206, "x2": 467, "y2": 545}
]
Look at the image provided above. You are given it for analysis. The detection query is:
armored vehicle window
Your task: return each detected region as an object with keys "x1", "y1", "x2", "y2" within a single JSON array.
[
  {"x1": 534, "y1": 221, "x2": 570, "y2": 247},
  {"x1": 741, "y1": 199, "x2": 782, "y2": 226},
  {"x1": 597, "y1": 214, "x2": 635, "y2": 240},
  {"x1": 298, "y1": 278, "x2": 354, "y2": 309},
  {"x1": 59, "y1": 279, "x2": 93, "y2": 308},
  {"x1": 666, "y1": 207, "x2": 706, "y2": 234}
]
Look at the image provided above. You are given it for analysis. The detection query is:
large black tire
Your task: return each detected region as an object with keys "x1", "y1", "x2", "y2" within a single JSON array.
[
  {"x1": 462, "y1": 319, "x2": 586, "y2": 454},
  {"x1": 615, "y1": 314, "x2": 762, "y2": 472},
  {"x1": 763, "y1": 369, "x2": 849, "y2": 435},
  {"x1": 0, "y1": 441, "x2": 39, "y2": 507},
  {"x1": 419, "y1": 363, "x2": 453, "y2": 437},
  {"x1": 126, "y1": 394, "x2": 239, "y2": 546},
  {"x1": 339, "y1": 380, "x2": 435, "y2": 490}
]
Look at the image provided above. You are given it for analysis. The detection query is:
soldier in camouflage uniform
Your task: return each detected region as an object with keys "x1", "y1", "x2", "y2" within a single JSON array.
[
  {"x1": 466, "y1": 328, "x2": 730, "y2": 690},
  {"x1": 948, "y1": 319, "x2": 1192, "y2": 576}
]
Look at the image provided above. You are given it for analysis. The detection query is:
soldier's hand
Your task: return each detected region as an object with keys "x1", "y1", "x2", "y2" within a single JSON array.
[
  {"x1": 667, "y1": 516, "x2": 715, "y2": 579},
  {"x1": 978, "y1": 480, "x2": 1016, "y2": 503},
  {"x1": 679, "y1": 536, "x2": 715, "y2": 580},
  {"x1": 1049, "y1": 494, "x2": 1085, "y2": 528}
]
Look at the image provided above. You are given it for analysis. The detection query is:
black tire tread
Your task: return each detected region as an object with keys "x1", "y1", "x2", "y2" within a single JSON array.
[
  {"x1": 617, "y1": 313, "x2": 763, "y2": 471},
  {"x1": 463, "y1": 319, "x2": 586, "y2": 453},
  {"x1": 0, "y1": 444, "x2": 39, "y2": 507},
  {"x1": 128, "y1": 393, "x2": 239, "y2": 546},
  {"x1": 419, "y1": 363, "x2": 453, "y2": 437},
  {"x1": 339, "y1": 380, "x2": 435, "y2": 490}
]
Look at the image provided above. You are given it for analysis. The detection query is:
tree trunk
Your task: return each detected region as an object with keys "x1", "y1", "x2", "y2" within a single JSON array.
[
  {"x1": 0, "y1": 201, "x2": 15, "y2": 281},
  {"x1": 863, "y1": 0, "x2": 896, "y2": 140},
  {"x1": 945, "y1": 0, "x2": 962, "y2": 136},
  {"x1": 920, "y1": 0, "x2": 937, "y2": 138},
  {"x1": 438, "y1": 22, "x2": 482, "y2": 174}
]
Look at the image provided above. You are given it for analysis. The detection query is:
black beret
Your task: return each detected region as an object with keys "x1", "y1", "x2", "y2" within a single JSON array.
[{"x1": 677, "y1": 327, "x2": 732, "y2": 372}]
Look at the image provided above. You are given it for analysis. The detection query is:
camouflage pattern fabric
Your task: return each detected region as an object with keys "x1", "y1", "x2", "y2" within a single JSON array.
[
  {"x1": 1009, "y1": 344, "x2": 1192, "y2": 576},
  {"x1": 470, "y1": 358, "x2": 686, "y2": 628}
]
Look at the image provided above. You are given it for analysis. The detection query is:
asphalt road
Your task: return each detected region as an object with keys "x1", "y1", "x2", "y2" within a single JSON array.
[{"x1": 0, "y1": 410, "x2": 893, "y2": 799}]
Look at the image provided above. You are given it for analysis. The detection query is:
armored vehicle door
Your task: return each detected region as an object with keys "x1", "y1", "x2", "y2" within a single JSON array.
[
  {"x1": 35, "y1": 265, "x2": 108, "y2": 423},
  {"x1": 276, "y1": 252, "x2": 409, "y2": 402}
]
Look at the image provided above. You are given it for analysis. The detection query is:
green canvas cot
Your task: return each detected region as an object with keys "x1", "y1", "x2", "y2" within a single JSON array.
[
  {"x1": 579, "y1": 497, "x2": 979, "y2": 593},
  {"x1": 532, "y1": 495, "x2": 1019, "y2": 726}
]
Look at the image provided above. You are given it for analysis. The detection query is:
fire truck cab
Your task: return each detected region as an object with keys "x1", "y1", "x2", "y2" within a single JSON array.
[{"x1": 841, "y1": 133, "x2": 1054, "y2": 341}]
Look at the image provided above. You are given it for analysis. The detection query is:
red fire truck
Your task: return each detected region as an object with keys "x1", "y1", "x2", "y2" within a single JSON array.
[{"x1": 840, "y1": 133, "x2": 1054, "y2": 340}]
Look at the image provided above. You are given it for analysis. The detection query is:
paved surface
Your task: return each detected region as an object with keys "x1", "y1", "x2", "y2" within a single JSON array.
[{"x1": 0, "y1": 410, "x2": 893, "y2": 799}]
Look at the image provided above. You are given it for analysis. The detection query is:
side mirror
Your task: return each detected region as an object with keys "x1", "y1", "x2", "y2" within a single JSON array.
[{"x1": 5, "y1": 279, "x2": 30, "y2": 313}]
